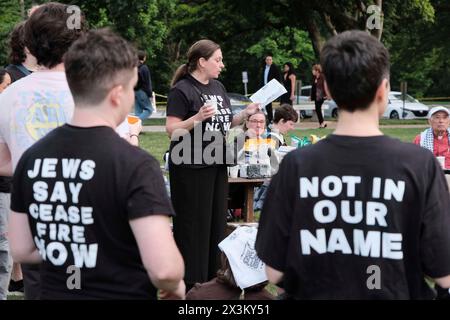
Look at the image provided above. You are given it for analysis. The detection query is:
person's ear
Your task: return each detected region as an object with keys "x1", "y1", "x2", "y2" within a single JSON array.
[
  {"x1": 198, "y1": 57, "x2": 207, "y2": 69},
  {"x1": 374, "y1": 78, "x2": 389, "y2": 115},
  {"x1": 375, "y1": 79, "x2": 389, "y2": 103},
  {"x1": 109, "y1": 85, "x2": 124, "y2": 108}
]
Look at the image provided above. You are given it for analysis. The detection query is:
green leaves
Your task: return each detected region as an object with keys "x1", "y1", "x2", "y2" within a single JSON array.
[{"x1": 0, "y1": 0, "x2": 22, "y2": 65}]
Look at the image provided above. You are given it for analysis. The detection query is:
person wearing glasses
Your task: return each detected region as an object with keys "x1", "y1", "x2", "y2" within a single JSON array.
[
  {"x1": 236, "y1": 110, "x2": 278, "y2": 173},
  {"x1": 413, "y1": 106, "x2": 450, "y2": 169}
]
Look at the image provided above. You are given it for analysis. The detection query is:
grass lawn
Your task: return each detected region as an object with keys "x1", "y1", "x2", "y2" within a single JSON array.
[
  {"x1": 139, "y1": 127, "x2": 424, "y2": 166},
  {"x1": 143, "y1": 117, "x2": 430, "y2": 126},
  {"x1": 142, "y1": 118, "x2": 166, "y2": 126}
]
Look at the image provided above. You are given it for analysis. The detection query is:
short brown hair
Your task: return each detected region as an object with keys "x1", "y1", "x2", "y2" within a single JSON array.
[
  {"x1": 274, "y1": 104, "x2": 299, "y2": 124},
  {"x1": 9, "y1": 22, "x2": 26, "y2": 65},
  {"x1": 243, "y1": 110, "x2": 266, "y2": 131},
  {"x1": 24, "y1": 2, "x2": 87, "y2": 69},
  {"x1": 64, "y1": 28, "x2": 138, "y2": 105},
  {"x1": 312, "y1": 64, "x2": 322, "y2": 73}
]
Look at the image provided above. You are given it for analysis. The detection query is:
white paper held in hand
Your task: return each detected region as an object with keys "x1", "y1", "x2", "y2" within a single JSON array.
[
  {"x1": 250, "y1": 79, "x2": 287, "y2": 108},
  {"x1": 115, "y1": 119, "x2": 130, "y2": 138}
]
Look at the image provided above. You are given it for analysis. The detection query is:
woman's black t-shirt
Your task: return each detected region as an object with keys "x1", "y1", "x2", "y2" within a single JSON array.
[{"x1": 167, "y1": 74, "x2": 233, "y2": 167}]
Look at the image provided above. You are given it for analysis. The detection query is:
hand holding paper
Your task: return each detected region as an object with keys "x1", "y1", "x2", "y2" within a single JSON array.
[{"x1": 250, "y1": 79, "x2": 287, "y2": 108}]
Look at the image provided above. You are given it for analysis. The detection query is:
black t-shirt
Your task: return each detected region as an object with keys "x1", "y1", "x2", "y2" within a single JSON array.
[
  {"x1": 0, "y1": 176, "x2": 12, "y2": 193},
  {"x1": 256, "y1": 134, "x2": 450, "y2": 299},
  {"x1": 167, "y1": 74, "x2": 233, "y2": 167},
  {"x1": 11, "y1": 124, "x2": 174, "y2": 299},
  {"x1": 135, "y1": 63, "x2": 152, "y2": 98}
]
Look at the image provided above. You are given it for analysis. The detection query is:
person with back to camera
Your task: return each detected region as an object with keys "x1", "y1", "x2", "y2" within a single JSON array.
[
  {"x1": 5, "y1": 21, "x2": 38, "y2": 83},
  {"x1": 4, "y1": 20, "x2": 40, "y2": 294},
  {"x1": 134, "y1": 50, "x2": 154, "y2": 121},
  {"x1": 0, "y1": 3, "x2": 87, "y2": 300},
  {"x1": 9, "y1": 28, "x2": 185, "y2": 300},
  {"x1": 256, "y1": 30, "x2": 450, "y2": 299},
  {"x1": 0, "y1": 68, "x2": 12, "y2": 300},
  {"x1": 166, "y1": 39, "x2": 260, "y2": 291}
]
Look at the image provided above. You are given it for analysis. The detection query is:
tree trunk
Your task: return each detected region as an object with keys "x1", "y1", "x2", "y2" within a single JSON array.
[
  {"x1": 323, "y1": 13, "x2": 338, "y2": 36},
  {"x1": 305, "y1": 17, "x2": 324, "y2": 58}
]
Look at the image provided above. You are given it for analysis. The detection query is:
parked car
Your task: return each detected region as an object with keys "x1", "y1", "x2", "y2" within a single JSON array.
[
  {"x1": 227, "y1": 92, "x2": 251, "y2": 115},
  {"x1": 295, "y1": 85, "x2": 334, "y2": 119},
  {"x1": 382, "y1": 91, "x2": 429, "y2": 119},
  {"x1": 324, "y1": 91, "x2": 429, "y2": 119}
]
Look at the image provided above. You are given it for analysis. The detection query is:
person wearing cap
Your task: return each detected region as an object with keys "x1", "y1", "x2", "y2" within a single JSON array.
[{"x1": 413, "y1": 106, "x2": 450, "y2": 169}]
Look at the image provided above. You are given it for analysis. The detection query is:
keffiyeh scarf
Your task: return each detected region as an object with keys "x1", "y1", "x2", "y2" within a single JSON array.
[{"x1": 419, "y1": 128, "x2": 450, "y2": 153}]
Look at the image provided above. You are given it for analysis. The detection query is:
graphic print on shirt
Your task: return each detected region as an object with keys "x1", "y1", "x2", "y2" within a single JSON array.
[
  {"x1": 200, "y1": 94, "x2": 232, "y2": 133},
  {"x1": 12, "y1": 90, "x2": 72, "y2": 151},
  {"x1": 299, "y1": 175, "x2": 405, "y2": 260},
  {"x1": 28, "y1": 157, "x2": 98, "y2": 269}
]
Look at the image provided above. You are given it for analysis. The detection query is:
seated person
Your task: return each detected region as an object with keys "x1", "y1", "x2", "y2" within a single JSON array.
[
  {"x1": 413, "y1": 106, "x2": 450, "y2": 168},
  {"x1": 268, "y1": 104, "x2": 299, "y2": 147},
  {"x1": 228, "y1": 111, "x2": 278, "y2": 218},
  {"x1": 235, "y1": 110, "x2": 278, "y2": 174}
]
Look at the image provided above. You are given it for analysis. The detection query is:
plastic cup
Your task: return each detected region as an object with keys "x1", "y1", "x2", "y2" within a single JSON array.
[
  {"x1": 229, "y1": 166, "x2": 239, "y2": 178},
  {"x1": 127, "y1": 115, "x2": 140, "y2": 124},
  {"x1": 205, "y1": 100, "x2": 218, "y2": 114},
  {"x1": 437, "y1": 156, "x2": 446, "y2": 169}
]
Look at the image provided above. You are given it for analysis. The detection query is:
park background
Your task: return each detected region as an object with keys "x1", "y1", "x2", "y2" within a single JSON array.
[
  {"x1": 1, "y1": 0, "x2": 449, "y2": 98},
  {"x1": 1, "y1": 0, "x2": 450, "y2": 164}
]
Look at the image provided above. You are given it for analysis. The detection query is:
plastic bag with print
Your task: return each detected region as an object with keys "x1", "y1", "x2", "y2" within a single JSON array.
[{"x1": 218, "y1": 226, "x2": 267, "y2": 289}]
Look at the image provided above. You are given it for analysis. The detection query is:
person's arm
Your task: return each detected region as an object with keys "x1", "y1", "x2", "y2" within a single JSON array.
[
  {"x1": 9, "y1": 212, "x2": 42, "y2": 263},
  {"x1": 290, "y1": 74, "x2": 296, "y2": 101},
  {"x1": 435, "y1": 275, "x2": 450, "y2": 288},
  {"x1": 0, "y1": 143, "x2": 12, "y2": 176},
  {"x1": 166, "y1": 87, "x2": 216, "y2": 138},
  {"x1": 130, "y1": 215, "x2": 185, "y2": 298},
  {"x1": 124, "y1": 119, "x2": 142, "y2": 146},
  {"x1": 266, "y1": 265, "x2": 284, "y2": 284},
  {"x1": 231, "y1": 103, "x2": 260, "y2": 128}
]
